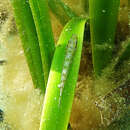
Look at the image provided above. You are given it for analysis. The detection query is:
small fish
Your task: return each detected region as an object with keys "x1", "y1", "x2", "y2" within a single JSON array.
[{"x1": 58, "y1": 34, "x2": 78, "y2": 104}]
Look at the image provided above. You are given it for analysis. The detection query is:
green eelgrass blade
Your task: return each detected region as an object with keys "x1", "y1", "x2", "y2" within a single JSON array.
[
  {"x1": 11, "y1": 0, "x2": 45, "y2": 92},
  {"x1": 48, "y1": 0, "x2": 77, "y2": 25},
  {"x1": 39, "y1": 18, "x2": 87, "y2": 130},
  {"x1": 29, "y1": 0, "x2": 55, "y2": 85},
  {"x1": 89, "y1": 0, "x2": 120, "y2": 76}
]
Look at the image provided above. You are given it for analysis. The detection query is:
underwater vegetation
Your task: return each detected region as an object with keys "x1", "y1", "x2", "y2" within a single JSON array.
[{"x1": 0, "y1": 0, "x2": 129, "y2": 130}]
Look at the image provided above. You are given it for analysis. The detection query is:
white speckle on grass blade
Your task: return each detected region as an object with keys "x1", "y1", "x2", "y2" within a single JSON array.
[{"x1": 102, "y1": 9, "x2": 106, "y2": 13}]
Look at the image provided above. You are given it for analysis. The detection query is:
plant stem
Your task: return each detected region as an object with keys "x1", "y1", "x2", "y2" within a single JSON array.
[
  {"x1": 39, "y1": 18, "x2": 87, "y2": 130},
  {"x1": 48, "y1": 0, "x2": 77, "y2": 25},
  {"x1": 89, "y1": 0, "x2": 120, "y2": 76},
  {"x1": 29, "y1": 0, "x2": 55, "y2": 85},
  {"x1": 11, "y1": 0, "x2": 45, "y2": 92}
]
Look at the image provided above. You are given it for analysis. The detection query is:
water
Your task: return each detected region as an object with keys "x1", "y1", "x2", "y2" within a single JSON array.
[{"x1": 0, "y1": 0, "x2": 129, "y2": 130}]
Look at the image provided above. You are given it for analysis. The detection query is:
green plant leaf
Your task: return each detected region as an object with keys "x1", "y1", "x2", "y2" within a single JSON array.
[
  {"x1": 89, "y1": 0, "x2": 120, "y2": 76},
  {"x1": 29, "y1": 0, "x2": 55, "y2": 85},
  {"x1": 11, "y1": 0, "x2": 45, "y2": 92},
  {"x1": 39, "y1": 17, "x2": 87, "y2": 130},
  {"x1": 48, "y1": 0, "x2": 77, "y2": 25}
]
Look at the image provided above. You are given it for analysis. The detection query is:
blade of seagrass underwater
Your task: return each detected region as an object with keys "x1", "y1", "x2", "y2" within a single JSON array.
[
  {"x1": 39, "y1": 17, "x2": 87, "y2": 130},
  {"x1": 29, "y1": 0, "x2": 55, "y2": 85},
  {"x1": 48, "y1": 0, "x2": 77, "y2": 25},
  {"x1": 89, "y1": 0, "x2": 120, "y2": 76},
  {"x1": 11, "y1": 0, "x2": 46, "y2": 92}
]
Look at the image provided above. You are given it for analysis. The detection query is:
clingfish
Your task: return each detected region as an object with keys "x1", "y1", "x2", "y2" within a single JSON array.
[{"x1": 58, "y1": 34, "x2": 78, "y2": 104}]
